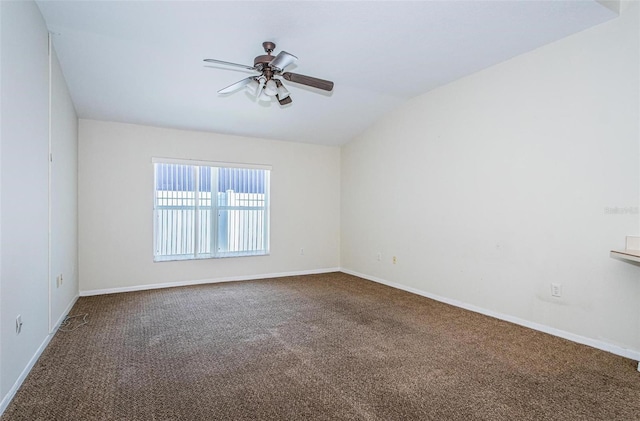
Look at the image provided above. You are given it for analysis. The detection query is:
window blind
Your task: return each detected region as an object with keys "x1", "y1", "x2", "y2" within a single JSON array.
[{"x1": 153, "y1": 160, "x2": 270, "y2": 261}]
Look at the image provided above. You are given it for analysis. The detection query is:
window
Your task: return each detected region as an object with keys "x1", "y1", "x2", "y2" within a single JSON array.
[{"x1": 153, "y1": 159, "x2": 270, "y2": 261}]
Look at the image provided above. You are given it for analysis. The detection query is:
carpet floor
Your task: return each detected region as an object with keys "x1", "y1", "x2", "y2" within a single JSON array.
[{"x1": 2, "y1": 272, "x2": 639, "y2": 420}]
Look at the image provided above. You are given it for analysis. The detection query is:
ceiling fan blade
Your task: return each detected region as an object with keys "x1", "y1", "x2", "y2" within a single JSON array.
[
  {"x1": 282, "y1": 72, "x2": 334, "y2": 91},
  {"x1": 218, "y1": 77, "x2": 255, "y2": 94},
  {"x1": 203, "y1": 58, "x2": 256, "y2": 71},
  {"x1": 269, "y1": 51, "x2": 298, "y2": 71},
  {"x1": 278, "y1": 95, "x2": 293, "y2": 106}
]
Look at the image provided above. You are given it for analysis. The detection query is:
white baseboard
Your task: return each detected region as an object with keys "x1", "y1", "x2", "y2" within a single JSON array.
[
  {"x1": 51, "y1": 294, "x2": 80, "y2": 333},
  {"x1": 0, "y1": 294, "x2": 79, "y2": 416},
  {"x1": 341, "y1": 268, "x2": 640, "y2": 364},
  {"x1": 79, "y1": 267, "x2": 342, "y2": 297}
]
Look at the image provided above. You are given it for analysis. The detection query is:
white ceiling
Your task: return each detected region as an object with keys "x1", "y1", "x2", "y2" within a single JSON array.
[{"x1": 36, "y1": 1, "x2": 618, "y2": 146}]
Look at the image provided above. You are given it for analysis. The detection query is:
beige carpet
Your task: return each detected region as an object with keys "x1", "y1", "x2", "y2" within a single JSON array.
[{"x1": 2, "y1": 272, "x2": 639, "y2": 420}]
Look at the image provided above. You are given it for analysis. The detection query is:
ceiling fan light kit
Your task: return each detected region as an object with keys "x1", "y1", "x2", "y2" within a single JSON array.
[
  {"x1": 245, "y1": 79, "x2": 260, "y2": 96},
  {"x1": 204, "y1": 41, "x2": 334, "y2": 106}
]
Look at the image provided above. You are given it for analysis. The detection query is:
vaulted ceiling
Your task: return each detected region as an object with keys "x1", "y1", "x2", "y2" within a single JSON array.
[{"x1": 37, "y1": 1, "x2": 618, "y2": 146}]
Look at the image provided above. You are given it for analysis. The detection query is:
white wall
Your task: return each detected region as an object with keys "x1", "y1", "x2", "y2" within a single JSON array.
[
  {"x1": 0, "y1": 0, "x2": 50, "y2": 402},
  {"x1": 78, "y1": 120, "x2": 340, "y2": 293},
  {"x1": 341, "y1": 2, "x2": 640, "y2": 358},
  {"x1": 0, "y1": 1, "x2": 78, "y2": 410},
  {"x1": 1, "y1": 0, "x2": 3, "y2": 396},
  {"x1": 49, "y1": 47, "x2": 79, "y2": 330}
]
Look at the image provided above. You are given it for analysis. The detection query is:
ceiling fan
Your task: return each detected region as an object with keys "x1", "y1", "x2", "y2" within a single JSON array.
[{"x1": 204, "y1": 41, "x2": 334, "y2": 106}]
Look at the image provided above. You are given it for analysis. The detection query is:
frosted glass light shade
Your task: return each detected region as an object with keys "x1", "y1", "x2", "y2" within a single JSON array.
[
  {"x1": 245, "y1": 79, "x2": 259, "y2": 95},
  {"x1": 258, "y1": 92, "x2": 272, "y2": 102},
  {"x1": 264, "y1": 80, "x2": 278, "y2": 96}
]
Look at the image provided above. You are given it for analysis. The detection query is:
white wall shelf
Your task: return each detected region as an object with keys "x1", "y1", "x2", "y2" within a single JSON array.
[
  {"x1": 610, "y1": 249, "x2": 640, "y2": 263},
  {"x1": 610, "y1": 236, "x2": 640, "y2": 264}
]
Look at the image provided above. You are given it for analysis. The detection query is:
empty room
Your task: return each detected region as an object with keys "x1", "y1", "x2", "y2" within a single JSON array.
[{"x1": 1, "y1": 1, "x2": 639, "y2": 420}]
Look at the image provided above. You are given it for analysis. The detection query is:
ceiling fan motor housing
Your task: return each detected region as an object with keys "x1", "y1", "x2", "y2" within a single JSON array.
[
  {"x1": 254, "y1": 55, "x2": 275, "y2": 68},
  {"x1": 254, "y1": 41, "x2": 278, "y2": 73}
]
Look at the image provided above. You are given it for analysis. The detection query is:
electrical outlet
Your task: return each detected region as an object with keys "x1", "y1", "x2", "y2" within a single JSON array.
[
  {"x1": 392, "y1": 256, "x2": 397, "y2": 264},
  {"x1": 300, "y1": 248, "x2": 304, "y2": 256},
  {"x1": 551, "y1": 283, "x2": 562, "y2": 297},
  {"x1": 376, "y1": 252, "x2": 381, "y2": 261},
  {"x1": 16, "y1": 315, "x2": 23, "y2": 334},
  {"x1": 59, "y1": 273, "x2": 63, "y2": 286}
]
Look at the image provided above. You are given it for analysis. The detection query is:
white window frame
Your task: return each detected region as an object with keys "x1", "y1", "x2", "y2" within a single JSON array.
[{"x1": 152, "y1": 157, "x2": 271, "y2": 262}]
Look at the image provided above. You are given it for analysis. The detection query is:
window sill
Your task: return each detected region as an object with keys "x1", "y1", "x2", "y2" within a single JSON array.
[{"x1": 154, "y1": 252, "x2": 270, "y2": 263}]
